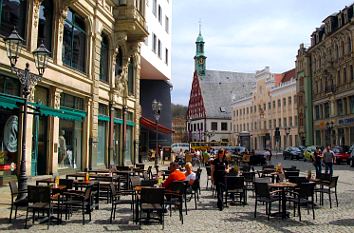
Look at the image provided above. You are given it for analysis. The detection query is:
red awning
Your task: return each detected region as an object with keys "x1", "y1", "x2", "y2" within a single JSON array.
[{"x1": 140, "y1": 117, "x2": 173, "y2": 134}]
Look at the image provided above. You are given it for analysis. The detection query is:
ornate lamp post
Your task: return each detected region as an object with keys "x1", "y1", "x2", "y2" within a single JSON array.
[
  {"x1": 5, "y1": 28, "x2": 50, "y2": 199},
  {"x1": 152, "y1": 99, "x2": 162, "y2": 167}
]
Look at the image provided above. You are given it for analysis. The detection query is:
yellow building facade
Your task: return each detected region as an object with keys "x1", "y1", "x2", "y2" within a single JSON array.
[
  {"x1": 232, "y1": 67, "x2": 299, "y2": 151},
  {"x1": 0, "y1": 0, "x2": 148, "y2": 183}
]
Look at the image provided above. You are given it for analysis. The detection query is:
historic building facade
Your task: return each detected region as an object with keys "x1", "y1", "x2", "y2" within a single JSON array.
[
  {"x1": 172, "y1": 117, "x2": 187, "y2": 143},
  {"x1": 296, "y1": 4, "x2": 354, "y2": 147},
  {"x1": 232, "y1": 67, "x2": 299, "y2": 150},
  {"x1": 139, "y1": 0, "x2": 173, "y2": 158},
  {"x1": 0, "y1": 0, "x2": 148, "y2": 183},
  {"x1": 187, "y1": 30, "x2": 256, "y2": 145}
]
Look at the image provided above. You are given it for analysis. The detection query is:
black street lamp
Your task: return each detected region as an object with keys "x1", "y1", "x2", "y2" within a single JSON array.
[
  {"x1": 5, "y1": 28, "x2": 50, "y2": 200},
  {"x1": 152, "y1": 99, "x2": 162, "y2": 167}
]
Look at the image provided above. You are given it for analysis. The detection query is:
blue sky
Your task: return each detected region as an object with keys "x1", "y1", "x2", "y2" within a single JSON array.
[{"x1": 171, "y1": 0, "x2": 353, "y2": 105}]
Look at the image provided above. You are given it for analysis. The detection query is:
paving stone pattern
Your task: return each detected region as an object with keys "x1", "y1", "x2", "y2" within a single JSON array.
[{"x1": 0, "y1": 157, "x2": 354, "y2": 232}]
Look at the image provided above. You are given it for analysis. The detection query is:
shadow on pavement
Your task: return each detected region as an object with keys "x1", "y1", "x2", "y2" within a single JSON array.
[{"x1": 330, "y1": 218, "x2": 354, "y2": 226}]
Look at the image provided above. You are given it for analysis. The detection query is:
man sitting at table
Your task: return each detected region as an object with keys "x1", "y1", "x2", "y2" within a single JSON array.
[{"x1": 162, "y1": 162, "x2": 186, "y2": 189}]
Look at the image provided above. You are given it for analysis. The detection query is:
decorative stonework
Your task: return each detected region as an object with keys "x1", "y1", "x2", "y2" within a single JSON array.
[
  {"x1": 58, "y1": 8, "x2": 68, "y2": 42},
  {"x1": 54, "y1": 91, "x2": 61, "y2": 109},
  {"x1": 33, "y1": 0, "x2": 42, "y2": 28}
]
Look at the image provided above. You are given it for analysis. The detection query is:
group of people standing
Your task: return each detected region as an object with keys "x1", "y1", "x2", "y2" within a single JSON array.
[{"x1": 312, "y1": 145, "x2": 336, "y2": 176}]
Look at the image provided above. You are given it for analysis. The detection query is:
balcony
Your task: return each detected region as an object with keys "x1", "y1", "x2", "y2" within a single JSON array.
[{"x1": 114, "y1": 0, "x2": 148, "y2": 42}]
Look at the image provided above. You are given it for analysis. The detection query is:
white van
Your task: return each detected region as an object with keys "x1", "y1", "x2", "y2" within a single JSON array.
[{"x1": 171, "y1": 143, "x2": 190, "y2": 153}]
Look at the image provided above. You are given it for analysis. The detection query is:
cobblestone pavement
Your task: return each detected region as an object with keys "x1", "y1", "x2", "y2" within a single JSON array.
[{"x1": 1, "y1": 157, "x2": 354, "y2": 232}]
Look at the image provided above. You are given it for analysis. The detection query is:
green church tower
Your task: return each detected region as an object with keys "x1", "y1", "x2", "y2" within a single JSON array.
[{"x1": 194, "y1": 25, "x2": 206, "y2": 79}]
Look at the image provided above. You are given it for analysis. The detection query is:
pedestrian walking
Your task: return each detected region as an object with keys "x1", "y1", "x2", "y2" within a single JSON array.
[
  {"x1": 312, "y1": 147, "x2": 323, "y2": 176},
  {"x1": 323, "y1": 145, "x2": 336, "y2": 176},
  {"x1": 211, "y1": 149, "x2": 229, "y2": 211}
]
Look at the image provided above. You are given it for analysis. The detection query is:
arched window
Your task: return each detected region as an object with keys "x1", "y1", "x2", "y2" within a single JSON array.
[
  {"x1": 62, "y1": 8, "x2": 86, "y2": 72},
  {"x1": 99, "y1": 33, "x2": 109, "y2": 82},
  {"x1": 335, "y1": 44, "x2": 339, "y2": 59},
  {"x1": 0, "y1": 0, "x2": 27, "y2": 39},
  {"x1": 127, "y1": 57, "x2": 134, "y2": 95},
  {"x1": 115, "y1": 47, "x2": 123, "y2": 77},
  {"x1": 341, "y1": 41, "x2": 345, "y2": 57},
  {"x1": 38, "y1": 0, "x2": 53, "y2": 53}
]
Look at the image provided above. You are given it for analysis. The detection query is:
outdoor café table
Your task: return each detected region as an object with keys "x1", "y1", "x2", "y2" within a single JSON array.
[
  {"x1": 268, "y1": 181, "x2": 297, "y2": 219},
  {"x1": 72, "y1": 180, "x2": 100, "y2": 209}
]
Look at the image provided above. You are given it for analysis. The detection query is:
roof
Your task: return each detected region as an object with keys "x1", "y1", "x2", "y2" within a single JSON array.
[
  {"x1": 281, "y1": 68, "x2": 295, "y2": 83},
  {"x1": 196, "y1": 33, "x2": 204, "y2": 43},
  {"x1": 199, "y1": 70, "x2": 256, "y2": 118}
]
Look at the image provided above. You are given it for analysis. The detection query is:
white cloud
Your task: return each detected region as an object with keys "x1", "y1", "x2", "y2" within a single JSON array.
[{"x1": 171, "y1": 0, "x2": 352, "y2": 105}]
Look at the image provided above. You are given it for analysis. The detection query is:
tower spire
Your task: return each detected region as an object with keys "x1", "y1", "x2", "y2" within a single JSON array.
[{"x1": 199, "y1": 19, "x2": 202, "y2": 35}]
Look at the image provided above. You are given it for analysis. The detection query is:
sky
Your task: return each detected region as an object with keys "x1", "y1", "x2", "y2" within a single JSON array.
[{"x1": 171, "y1": 0, "x2": 353, "y2": 105}]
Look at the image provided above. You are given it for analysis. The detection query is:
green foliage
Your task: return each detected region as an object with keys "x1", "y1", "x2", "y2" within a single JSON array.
[{"x1": 171, "y1": 103, "x2": 188, "y2": 118}]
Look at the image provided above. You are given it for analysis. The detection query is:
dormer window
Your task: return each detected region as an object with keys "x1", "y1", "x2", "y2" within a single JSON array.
[{"x1": 220, "y1": 107, "x2": 226, "y2": 112}]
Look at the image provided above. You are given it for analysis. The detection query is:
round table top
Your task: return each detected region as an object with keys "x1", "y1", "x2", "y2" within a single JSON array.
[{"x1": 269, "y1": 181, "x2": 297, "y2": 188}]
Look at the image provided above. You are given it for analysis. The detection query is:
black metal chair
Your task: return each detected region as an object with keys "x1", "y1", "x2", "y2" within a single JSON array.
[
  {"x1": 284, "y1": 170, "x2": 300, "y2": 179},
  {"x1": 109, "y1": 182, "x2": 136, "y2": 223},
  {"x1": 287, "y1": 182, "x2": 316, "y2": 221},
  {"x1": 288, "y1": 176, "x2": 308, "y2": 186},
  {"x1": 242, "y1": 171, "x2": 255, "y2": 200},
  {"x1": 138, "y1": 187, "x2": 165, "y2": 229},
  {"x1": 63, "y1": 184, "x2": 93, "y2": 225},
  {"x1": 224, "y1": 176, "x2": 246, "y2": 206},
  {"x1": 164, "y1": 181, "x2": 186, "y2": 224},
  {"x1": 314, "y1": 176, "x2": 339, "y2": 208},
  {"x1": 8, "y1": 181, "x2": 28, "y2": 222},
  {"x1": 25, "y1": 185, "x2": 53, "y2": 229},
  {"x1": 254, "y1": 182, "x2": 281, "y2": 220}
]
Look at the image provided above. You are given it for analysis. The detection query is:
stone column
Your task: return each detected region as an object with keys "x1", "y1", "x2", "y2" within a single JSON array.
[
  {"x1": 89, "y1": 32, "x2": 101, "y2": 169},
  {"x1": 30, "y1": 0, "x2": 41, "y2": 52},
  {"x1": 50, "y1": 88, "x2": 62, "y2": 173},
  {"x1": 54, "y1": 4, "x2": 68, "y2": 65}
]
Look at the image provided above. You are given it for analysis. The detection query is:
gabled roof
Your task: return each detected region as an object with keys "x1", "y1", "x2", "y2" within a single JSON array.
[
  {"x1": 199, "y1": 70, "x2": 256, "y2": 118},
  {"x1": 281, "y1": 68, "x2": 295, "y2": 83}
]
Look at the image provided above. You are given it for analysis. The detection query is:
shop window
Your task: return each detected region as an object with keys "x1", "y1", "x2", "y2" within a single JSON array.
[
  {"x1": 62, "y1": 8, "x2": 86, "y2": 73},
  {"x1": 99, "y1": 34, "x2": 109, "y2": 82},
  {"x1": 37, "y1": 0, "x2": 53, "y2": 53},
  {"x1": 0, "y1": 0, "x2": 27, "y2": 40}
]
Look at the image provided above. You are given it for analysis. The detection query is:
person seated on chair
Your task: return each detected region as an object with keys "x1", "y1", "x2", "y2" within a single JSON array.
[
  {"x1": 162, "y1": 162, "x2": 186, "y2": 189},
  {"x1": 184, "y1": 162, "x2": 196, "y2": 186}
]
